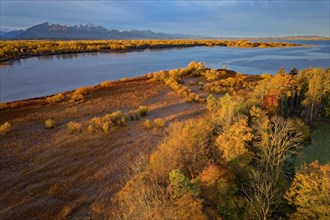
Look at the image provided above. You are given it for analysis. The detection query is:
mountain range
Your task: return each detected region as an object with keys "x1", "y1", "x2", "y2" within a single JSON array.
[
  {"x1": 0, "y1": 22, "x2": 201, "y2": 40},
  {"x1": 1, "y1": 22, "x2": 329, "y2": 40}
]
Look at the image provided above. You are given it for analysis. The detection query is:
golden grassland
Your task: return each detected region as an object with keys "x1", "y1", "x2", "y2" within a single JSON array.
[
  {"x1": 0, "y1": 63, "x2": 329, "y2": 219},
  {"x1": 0, "y1": 39, "x2": 299, "y2": 61}
]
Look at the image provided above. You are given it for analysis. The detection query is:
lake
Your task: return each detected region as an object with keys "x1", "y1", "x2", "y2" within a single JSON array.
[{"x1": 0, "y1": 40, "x2": 329, "y2": 102}]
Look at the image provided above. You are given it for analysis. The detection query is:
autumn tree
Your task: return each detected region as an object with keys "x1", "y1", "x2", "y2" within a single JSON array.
[
  {"x1": 243, "y1": 169, "x2": 281, "y2": 220},
  {"x1": 244, "y1": 111, "x2": 306, "y2": 219},
  {"x1": 169, "y1": 169, "x2": 200, "y2": 199},
  {"x1": 289, "y1": 67, "x2": 299, "y2": 76},
  {"x1": 285, "y1": 161, "x2": 330, "y2": 219},
  {"x1": 253, "y1": 115, "x2": 305, "y2": 174},
  {"x1": 216, "y1": 115, "x2": 253, "y2": 162},
  {"x1": 252, "y1": 69, "x2": 293, "y2": 116},
  {"x1": 149, "y1": 118, "x2": 212, "y2": 182},
  {"x1": 207, "y1": 93, "x2": 244, "y2": 132},
  {"x1": 301, "y1": 68, "x2": 330, "y2": 122}
]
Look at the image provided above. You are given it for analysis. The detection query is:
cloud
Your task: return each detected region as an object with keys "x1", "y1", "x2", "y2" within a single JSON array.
[{"x1": 0, "y1": 0, "x2": 329, "y2": 37}]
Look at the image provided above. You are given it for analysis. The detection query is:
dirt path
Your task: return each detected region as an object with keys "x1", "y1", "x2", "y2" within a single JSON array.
[{"x1": 0, "y1": 78, "x2": 205, "y2": 219}]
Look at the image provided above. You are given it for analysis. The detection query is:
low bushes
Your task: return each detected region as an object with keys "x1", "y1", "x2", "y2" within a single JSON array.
[
  {"x1": 138, "y1": 105, "x2": 148, "y2": 116},
  {"x1": 101, "y1": 80, "x2": 112, "y2": 87},
  {"x1": 44, "y1": 119, "x2": 55, "y2": 129},
  {"x1": 126, "y1": 105, "x2": 149, "y2": 121},
  {"x1": 127, "y1": 110, "x2": 141, "y2": 121},
  {"x1": 202, "y1": 69, "x2": 221, "y2": 81},
  {"x1": 143, "y1": 119, "x2": 153, "y2": 129},
  {"x1": 0, "y1": 122, "x2": 11, "y2": 135},
  {"x1": 87, "y1": 111, "x2": 125, "y2": 133},
  {"x1": 143, "y1": 118, "x2": 166, "y2": 129},
  {"x1": 150, "y1": 63, "x2": 205, "y2": 103},
  {"x1": 67, "y1": 121, "x2": 82, "y2": 134},
  {"x1": 151, "y1": 70, "x2": 168, "y2": 82},
  {"x1": 204, "y1": 77, "x2": 244, "y2": 94},
  {"x1": 164, "y1": 77, "x2": 204, "y2": 103},
  {"x1": 70, "y1": 93, "x2": 85, "y2": 102},
  {"x1": 70, "y1": 86, "x2": 93, "y2": 102},
  {"x1": 46, "y1": 93, "x2": 64, "y2": 103},
  {"x1": 153, "y1": 118, "x2": 166, "y2": 128}
]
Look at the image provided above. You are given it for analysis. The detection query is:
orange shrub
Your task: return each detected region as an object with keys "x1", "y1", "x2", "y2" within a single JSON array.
[
  {"x1": 0, "y1": 122, "x2": 11, "y2": 135},
  {"x1": 46, "y1": 93, "x2": 64, "y2": 103}
]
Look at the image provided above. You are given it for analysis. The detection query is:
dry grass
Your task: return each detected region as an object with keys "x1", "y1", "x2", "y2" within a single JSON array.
[{"x1": 0, "y1": 76, "x2": 205, "y2": 219}]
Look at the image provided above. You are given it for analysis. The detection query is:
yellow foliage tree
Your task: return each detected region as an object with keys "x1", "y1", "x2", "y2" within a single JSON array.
[
  {"x1": 173, "y1": 194, "x2": 208, "y2": 220},
  {"x1": 216, "y1": 115, "x2": 253, "y2": 162},
  {"x1": 149, "y1": 118, "x2": 212, "y2": 183},
  {"x1": 285, "y1": 161, "x2": 330, "y2": 219}
]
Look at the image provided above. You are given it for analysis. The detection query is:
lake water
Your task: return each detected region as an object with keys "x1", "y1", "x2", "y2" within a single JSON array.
[{"x1": 0, "y1": 40, "x2": 329, "y2": 102}]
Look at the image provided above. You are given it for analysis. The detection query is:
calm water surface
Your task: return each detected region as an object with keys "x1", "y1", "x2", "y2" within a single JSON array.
[{"x1": 0, "y1": 40, "x2": 329, "y2": 102}]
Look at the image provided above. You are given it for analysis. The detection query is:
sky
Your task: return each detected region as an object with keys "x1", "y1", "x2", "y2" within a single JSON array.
[{"x1": 0, "y1": 0, "x2": 329, "y2": 37}]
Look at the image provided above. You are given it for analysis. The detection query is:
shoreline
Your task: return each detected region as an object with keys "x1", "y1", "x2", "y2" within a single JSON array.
[{"x1": 0, "y1": 74, "x2": 152, "y2": 107}]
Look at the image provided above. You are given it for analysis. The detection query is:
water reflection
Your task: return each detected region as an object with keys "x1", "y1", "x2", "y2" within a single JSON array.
[{"x1": 37, "y1": 55, "x2": 54, "y2": 61}]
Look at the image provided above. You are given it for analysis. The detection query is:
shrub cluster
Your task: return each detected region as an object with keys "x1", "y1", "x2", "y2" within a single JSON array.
[
  {"x1": 100, "y1": 80, "x2": 112, "y2": 87},
  {"x1": 204, "y1": 77, "x2": 245, "y2": 94},
  {"x1": 152, "y1": 62, "x2": 206, "y2": 103},
  {"x1": 126, "y1": 105, "x2": 149, "y2": 121},
  {"x1": 67, "y1": 121, "x2": 82, "y2": 134},
  {"x1": 87, "y1": 111, "x2": 125, "y2": 133},
  {"x1": 46, "y1": 93, "x2": 64, "y2": 103},
  {"x1": 143, "y1": 118, "x2": 166, "y2": 129},
  {"x1": 201, "y1": 69, "x2": 226, "y2": 81},
  {"x1": 70, "y1": 86, "x2": 93, "y2": 102},
  {"x1": 153, "y1": 118, "x2": 166, "y2": 128}
]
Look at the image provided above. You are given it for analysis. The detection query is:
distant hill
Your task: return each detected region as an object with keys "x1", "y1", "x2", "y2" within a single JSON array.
[
  {"x1": 249, "y1": 36, "x2": 330, "y2": 41},
  {"x1": 0, "y1": 22, "x2": 205, "y2": 40},
  {"x1": 215, "y1": 36, "x2": 330, "y2": 41},
  {"x1": 0, "y1": 30, "x2": 24, "y2": 38}
]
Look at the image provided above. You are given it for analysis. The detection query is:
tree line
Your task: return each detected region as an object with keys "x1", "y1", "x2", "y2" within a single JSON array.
[{"x1": 112, "y1": 64, "x2": 329, "y2": 219}]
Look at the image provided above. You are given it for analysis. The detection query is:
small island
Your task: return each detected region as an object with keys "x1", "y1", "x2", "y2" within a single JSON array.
[{"x1": 0, "y1": 39, "x2": 299, "y2": 62}]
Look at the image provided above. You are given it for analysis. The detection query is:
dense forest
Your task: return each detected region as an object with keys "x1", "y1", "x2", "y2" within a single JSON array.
[
  {"x1": 110, "y1": 63, "x2": 330, "y2": 219},
  {"x1": 0, "y1": 39, "x2": 298, "y2": 61}
]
